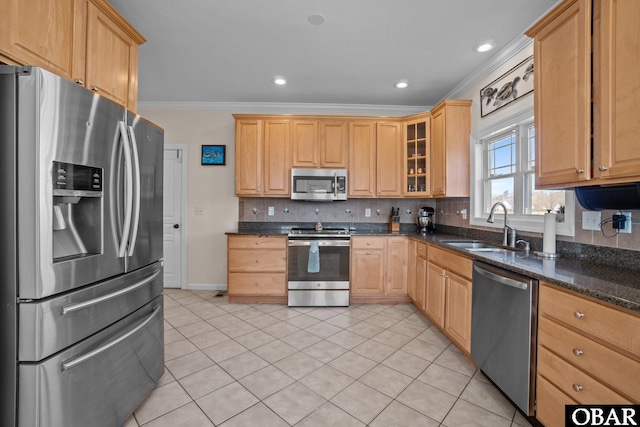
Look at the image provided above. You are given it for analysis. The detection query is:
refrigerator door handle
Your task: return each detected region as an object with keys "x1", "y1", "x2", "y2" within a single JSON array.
[
  {"x1": 60, "y1": 269, "x2": 161, "y2": 315},
  {"x1": 118, "y1": 121, "x2": 134, "y2": 258},
  {"x1": 127, "y1": 125, "x2": 141, "y2": 257},
  {"x1": 61, "y1": 304, "x2": 162, "y2": 371}
]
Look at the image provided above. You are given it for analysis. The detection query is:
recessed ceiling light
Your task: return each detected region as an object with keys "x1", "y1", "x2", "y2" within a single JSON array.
[
  {"x1": 273, "y1": 78, "x2": 286, "y2": 85},
  {"x1": 395, "y1": 81, "x2": 408, "y2": 89},
  {"x1": 474, "y1": 42, "x2": 496, "y2": 53},
  {"x1": 308, "y1": 14, "x2": 325, "y2": 25}
]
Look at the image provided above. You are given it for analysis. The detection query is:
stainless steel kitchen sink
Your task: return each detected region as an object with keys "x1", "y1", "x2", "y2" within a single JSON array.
[{"x1": 441, "y1": 240, "x2": 513, "y2": 253}]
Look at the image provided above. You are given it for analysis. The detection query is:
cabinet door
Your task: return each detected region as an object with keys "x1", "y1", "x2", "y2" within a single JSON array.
[
  {"x1": 348, "y1": 122, "x2": 376, "y2": 197},
  {"x1": 376, "y1": 121, "x2": 403, "y2": 197},
  {"x1": 0, "y1": 0, "x2": 82, "y2": 80},
  {"x1": 291, "y1": 120, "x2": 318, "y2": 168},
  {"x1": 430, "y1": 109, "x2": 446, "y2": 197},
  {"x1": 351, "y1": 249, "x2": 384, "y2": 295},
  {"x1": 415, "y1": 257, "x2": 427, "y2": 308},
  {"x1": 319, "y1": 121, "x2": 348, "y2": 168},
  {"x1": 425, "y1": 262, "x2": 446, "y2": 327},
  {"x1": 263, "y1": 120, "x2": 290, "y2": 196},
  {"x1": 407, "y1": 240, "x2": 417, "y2": 301},
  {"x1": 404, "y1": 116, "x2": 431, "y2": 197},
  {"x1": 235, "y1": 120, "x2": 263, "y2": 195},
  {"x1": 445, "y1": 271, "x2": 472, "y2": 353},
  {"x1": 597, "y1": 0, "x2": 640, "y2": 180},
  {"x1": 529, "y1": 0, "x2": 591, "y2": 186},
  {"x1": 385, "y1": 237, "x2": 408, "y2": 295},
  {"x1": 85, "y1": 0, "x2": 141, "y2": 109}
]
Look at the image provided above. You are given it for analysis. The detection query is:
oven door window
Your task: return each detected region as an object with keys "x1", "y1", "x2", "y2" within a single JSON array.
[{"x1": 288, "y1": 242, "x2": 349, "y2": 282}]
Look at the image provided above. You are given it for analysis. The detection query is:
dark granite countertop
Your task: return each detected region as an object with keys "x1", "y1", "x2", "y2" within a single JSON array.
[{"x1": 227, "y1": 224, "x2": 640, "y2": 313}]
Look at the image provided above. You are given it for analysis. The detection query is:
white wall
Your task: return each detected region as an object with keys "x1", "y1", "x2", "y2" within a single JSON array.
[{"x1": 139, "y1": 109, "x2": 238, "y2": 288}]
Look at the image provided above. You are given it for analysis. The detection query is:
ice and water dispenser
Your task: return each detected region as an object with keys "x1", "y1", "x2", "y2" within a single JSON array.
[{"x1": 52, "y1": 161, "x2": 103, "y2": 260}]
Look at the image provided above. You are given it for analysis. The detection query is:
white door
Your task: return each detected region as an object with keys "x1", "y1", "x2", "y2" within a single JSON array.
[{"x1": 163, "y1": 148, "x2": 185, "y2": 288}]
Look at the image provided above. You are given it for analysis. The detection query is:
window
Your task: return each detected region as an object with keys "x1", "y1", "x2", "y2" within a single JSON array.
[{"x1": 471, "y1": 110, "x2": 574, "y2": 236}]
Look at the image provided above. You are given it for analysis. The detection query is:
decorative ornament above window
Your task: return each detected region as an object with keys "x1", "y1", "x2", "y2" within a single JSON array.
[{"x1": 480, "y1": 55, "x2": 534, "y2": 117}]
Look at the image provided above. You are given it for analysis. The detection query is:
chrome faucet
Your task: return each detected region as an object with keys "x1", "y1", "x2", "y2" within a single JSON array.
[{"x1": 487, "y1": 202, "x2": 516, "y2": 247}]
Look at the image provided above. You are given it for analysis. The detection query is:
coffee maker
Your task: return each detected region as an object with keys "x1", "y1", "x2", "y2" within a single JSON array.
[{"x1": 416, "y1": 207, "x2": 436, "y2": 234}]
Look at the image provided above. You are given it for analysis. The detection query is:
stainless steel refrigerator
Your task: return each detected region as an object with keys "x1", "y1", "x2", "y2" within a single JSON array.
[{"x1": 0, "y1": 66, "x2": 164, "y2": 427}]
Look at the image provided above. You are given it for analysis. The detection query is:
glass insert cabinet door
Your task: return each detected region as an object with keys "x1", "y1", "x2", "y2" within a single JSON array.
[{"x1": 404, "y1": 116, "x2": 431, "y2": 196}]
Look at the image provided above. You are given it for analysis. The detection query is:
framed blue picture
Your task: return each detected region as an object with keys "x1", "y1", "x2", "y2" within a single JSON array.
[{"x1": 201, "y1": 145, "x2": 226, "y2": 165}]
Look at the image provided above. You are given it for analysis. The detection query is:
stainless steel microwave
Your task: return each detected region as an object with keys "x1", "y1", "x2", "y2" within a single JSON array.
[{"x1": 291, "y1": 168, "x2": 347, "y2": 201}]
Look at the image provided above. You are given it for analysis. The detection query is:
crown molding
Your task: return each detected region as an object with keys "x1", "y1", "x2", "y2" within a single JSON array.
[
  {"x1": 137, "y1": 101, "x2": 430, "y2": 117},
  {"x1": 442, "y1": 34, "x2": 533, "y2": 101}
]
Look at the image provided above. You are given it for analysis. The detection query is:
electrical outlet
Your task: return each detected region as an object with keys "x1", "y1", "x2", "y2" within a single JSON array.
[
  {"x1": 618, "y1": 212, "x2": 632, "y2": 234},
  {"x1": 582, "y1": 211, "x2": 601, "y2": 231},
  {"x1": 365, "y1": 208, "x2": 371, "y2": 217},
  {"x1": 268, "y1": 206, "x2": 275, "y2": 216}
]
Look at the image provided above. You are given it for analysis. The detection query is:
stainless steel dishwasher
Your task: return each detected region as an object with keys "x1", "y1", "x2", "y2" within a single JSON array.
[{"x1": 471, "y1": 261, "x2": 538, "y2": 416}]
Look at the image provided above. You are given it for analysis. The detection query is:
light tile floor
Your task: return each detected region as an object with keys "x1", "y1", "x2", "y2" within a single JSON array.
[{"x1": 124, "y1": 289, "x2": 535, "y2": 427}]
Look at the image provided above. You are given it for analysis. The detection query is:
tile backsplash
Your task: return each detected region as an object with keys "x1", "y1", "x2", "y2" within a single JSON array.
[
  {"x1": 435, "y1": 197, "x2": 640, "y2": 252},
  {"x1": 238, "y1": 198, "x2": 436, "y2": 226}
]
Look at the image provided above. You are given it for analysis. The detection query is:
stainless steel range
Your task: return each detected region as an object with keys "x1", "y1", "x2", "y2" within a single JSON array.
[{"x1": 287, "y1": 227, "x2": 350, "y2": 306}]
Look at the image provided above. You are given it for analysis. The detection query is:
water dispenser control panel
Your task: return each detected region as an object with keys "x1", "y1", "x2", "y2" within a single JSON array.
[{"x1": 52, "y1": 161, "x2": 102, "y2": 197}]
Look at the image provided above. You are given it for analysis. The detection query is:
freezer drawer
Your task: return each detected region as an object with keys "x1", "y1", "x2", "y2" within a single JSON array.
[
  {"x1": 18, "y1": 296, "x2": 164, "y2": 427},
  {"x1": 19, "y1": 262, "x2": 163, "y2": 361}
]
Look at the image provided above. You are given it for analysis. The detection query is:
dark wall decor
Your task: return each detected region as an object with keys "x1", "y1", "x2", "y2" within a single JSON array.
[
  {"x1": 201, "y1": 145, "x2": 226, "y2": 165},
  {"x1": 480, "y1": 55, "x2": 534, "y2": 117}
]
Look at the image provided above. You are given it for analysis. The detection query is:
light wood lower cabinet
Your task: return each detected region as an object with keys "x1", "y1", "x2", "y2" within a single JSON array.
[
  {"x1": 350, "y1": 236, "x2": 409, "y2": 302},
  {"x1": 227, "y1": 235, "x2": 287, "y2": 302},
  {"x1": 421, "y1": 244, "x2": 473, "y2": 354},
  {"x1": 536, "y1": 282, "x2": 640, "y2": 427}
]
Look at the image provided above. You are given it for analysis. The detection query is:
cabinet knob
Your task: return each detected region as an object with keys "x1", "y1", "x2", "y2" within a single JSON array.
[
  {"x1": 90, "y1": 85, "x2": 99, "y2": 92},
  {"x1": 75, "y1": 79, "x2": 84, "y2": 85},
  {"x1": 255, "y1": 259, "x2": 259, "y2": 263},
  {"x1": 366, "y1": 242, "x2": 371, "y2": 245},
  {"x1": 255, "y1": 241, "x2": 260, "y2": 245},
  {"x1": 576, "y1": 168, "x2": 584, "y2": 174},
  {"x1": 366, "y1": 251, "x2": 370, "y2": 255},
  {"x1": 572, "y1": 348, "x2": 583, "y2": 357},
  {"x1": 255, "y1": 282, "x2": 259, "y2": 286},
  {"x1": 572, "y1": 384, "x2": 583, "y2": 392},
  {"x1": 574, "y1": 311, "x2": 585, "y2": 319},
  {"x1": 598, "y1": 165, "x2": 608, "y2": 171}
]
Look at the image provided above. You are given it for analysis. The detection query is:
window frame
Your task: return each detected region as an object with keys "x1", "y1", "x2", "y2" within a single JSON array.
[{"x1": 470, "y1": 109, "x2": 575, "y2": 237}]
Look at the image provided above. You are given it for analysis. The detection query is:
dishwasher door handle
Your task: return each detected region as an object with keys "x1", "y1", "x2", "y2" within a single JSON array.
[{"x1": 473, "y1": 265, "x2": 528, "y2": 290}]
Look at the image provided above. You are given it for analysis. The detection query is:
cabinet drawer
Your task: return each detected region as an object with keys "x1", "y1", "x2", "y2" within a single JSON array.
[
  {"x1": 416, "y1": 242, "x2": 427, "y2": 259},
  {"x1": 536, "y1": 375, "x2": 577, "y2": 427},
  {"x1": 540, "y1": 284, "x2": 640, "y2": 356},
  {"x1": 228, "y1": 273, "x2": 286, "y2": 296},
  {"x1": 228, "y1": 235, "x2": 287, "y2": 250},
  {"x1": 428, "y1": 245, "x2": 472, "y2": 279},
  {"x1": 228, "y1": 249, "x2": 286, "y2": 272},
  {"x1": 351, "y1": 236, "x2": 385, "y2": 250},
  {"x1": 538, "y1": 346, "x2": 630, "y2": 404},
  {"x1": 538, "y1": 316, "x2": 640, "y2": 402}
]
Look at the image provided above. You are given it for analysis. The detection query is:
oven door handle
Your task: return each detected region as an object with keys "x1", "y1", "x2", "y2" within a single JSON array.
[{"x1": 288, "y1": 240, "x2": 351, "y2": 247}]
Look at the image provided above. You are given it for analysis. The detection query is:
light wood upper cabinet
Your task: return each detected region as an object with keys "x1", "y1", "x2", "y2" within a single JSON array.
[
  {"x1": 429, "y1": 100, "x2": 471, "y2": 197},
  {"x1": 527, "y1": 0, "x2": 640, "y2": 187},
  {"x1": 235, "y1": 119, "x2": 263, "y2": 196},
  {"x1": 376, "y1": 121, "x2": 403, "y2": 197},
  {"x1": 263, "y1": 120, "x2": 290, "y2": 195},
  {"x1": 234, "y1": 117, "x2": 290, "y2": 197},
  {"x1": 85, "y1": 0, "x2": 144, "y2": 111},
  {"x1": 0, "y1": 0, "x2": 144, "y2": 111},
  {"x1": 527, "y1": 0, "x2": 591, "y2": 187},
  {"x1": 291, "y1": 120, "x2": 348, "y2": 168},
  {"x1": 596, "y1": 0, "x2": 640, "y2": 180},
  {"x1": 0, "y1": 0, "x2": 83, "y2": 80},
  {"x1": 404, "y1": 114, "x2": 431, "y2": 197},
  {"x1": 348, "y1": 121, "x2": 377, "y2": 197}
]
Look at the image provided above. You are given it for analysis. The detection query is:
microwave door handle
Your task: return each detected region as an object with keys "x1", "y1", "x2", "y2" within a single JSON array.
[
  {"x1": 127, "y1": 125, "x2": 141, "y2": 257},
  {"x1": 334, "y1": 173, "x2": 338, "y2": 198},
  {"x1": 118, "y1": 121, "x2": 133, "y2": 258}
]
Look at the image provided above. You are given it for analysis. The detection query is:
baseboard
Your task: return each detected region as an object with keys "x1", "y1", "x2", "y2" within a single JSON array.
[{"x1": 186, "y1": 283, "x2": 227, "y2": 291}]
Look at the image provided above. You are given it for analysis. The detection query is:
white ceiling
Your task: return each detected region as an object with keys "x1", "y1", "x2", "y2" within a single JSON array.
[{"x1": 109, "y1": 0, "x2": 558, "y2": 109}]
